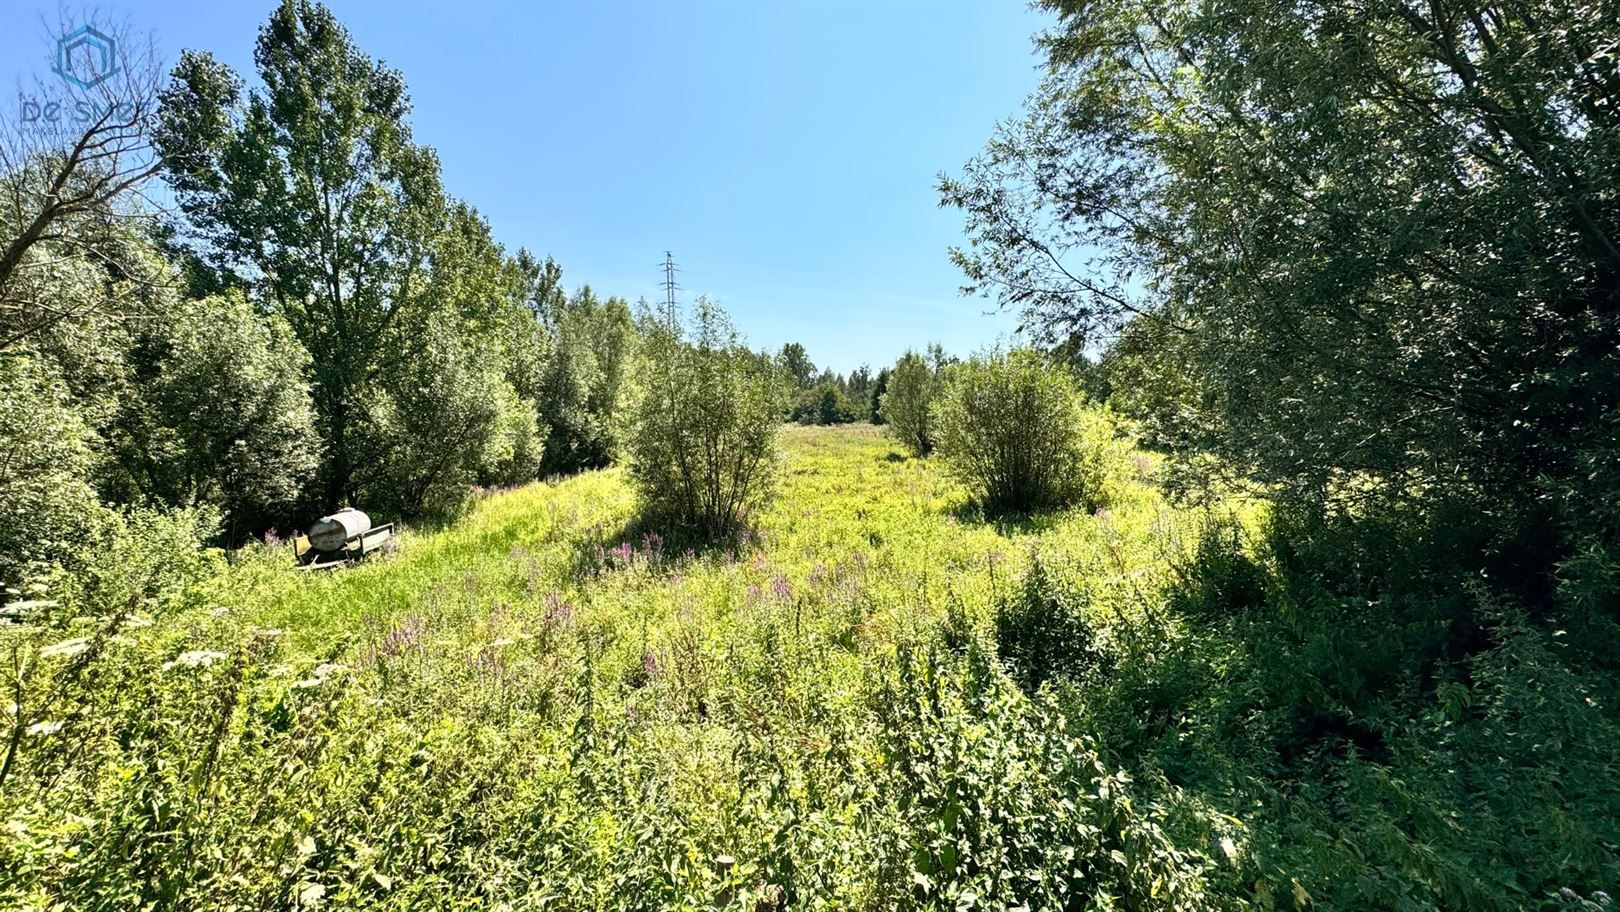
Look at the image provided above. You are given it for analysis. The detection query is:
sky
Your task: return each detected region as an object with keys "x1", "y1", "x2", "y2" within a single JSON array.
[{"x1": 1, "y1": 0, "x2": 1053, "y2": 375}]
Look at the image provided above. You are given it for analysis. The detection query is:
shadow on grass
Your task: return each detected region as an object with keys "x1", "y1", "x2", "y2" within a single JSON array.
[
  {"x1": 565, "y1": 511, "x2": 765, "y2": 581},
  {"x1": 947, "y1": 498, "x2": 1079, "y2": 536}
]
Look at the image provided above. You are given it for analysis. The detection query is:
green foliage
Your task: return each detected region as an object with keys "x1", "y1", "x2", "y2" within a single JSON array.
[
  {"x1": 943, "y1": 0, "x2": 1620, "y2": 528},
  {"x1": 358, "y1": 315, "x2": 515, "y2": 518},
  {"x1": 1, "y1": 426, "x2": 1614, "y2": 909},
  {"x1": 627, "y1": 298, "x2": 787, "y2": 537},
  {"x1": 876, "y1": 645, "x2": 1221, "y2": 910},
  {"x1": 869, "y1": 366, "x2": 890, "y2": 424},
  {"x1": 934, "y1": 349, "x2": 1131, "y2": 514},
  {"x1": 0, "y1": 353, "x2": 100, "y2": 597},
  {"x1": 778, "y1": 341, "x2": 815, "y2": 389},
  {"x1": 880, "y1": 351, "x2": 937, "y2": 456},
  {"x1": 536, "y1": 287, "x2": 635, "y2": 475},
  {"x1": 994, "y1": 547, "x2": 1099, "y2": 692},
  {"x1": 107, "y1": 292, "x2": 319, "y2": 536},
  {"x1": 157, "y1": 0, "x2": 450, "y2": 506},
  {"x1": 790, "y1": 380, "x2": 860, "y2": 426}
]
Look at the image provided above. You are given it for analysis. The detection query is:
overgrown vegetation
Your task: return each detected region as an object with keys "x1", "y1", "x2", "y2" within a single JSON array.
[
  {"x1": 933, "y1": 348, "x2": 1129, "y2": 514},
  {"x1": 878, "y1": 349, "x2": 939, "y2": 456},
  {"x1": 627, "y1": 299, "x2": 787, "y2": 538},
  {"x1": 3, "y1": 0, "x2": 1618, "y2": 907}
]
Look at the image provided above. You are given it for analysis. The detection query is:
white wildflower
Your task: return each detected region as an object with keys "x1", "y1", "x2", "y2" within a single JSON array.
[
  {"x1": 162, "y1": 650, "x2": 227, "y2": 671},
  {"x1": 26, "y1": 721, "x2": 64, "y2": 736},
  {"x1": 39, "y1": 637, "x2": 90, "y2": 659}
]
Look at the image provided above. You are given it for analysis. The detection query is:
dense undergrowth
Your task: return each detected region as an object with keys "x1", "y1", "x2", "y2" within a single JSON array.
[{"x1": 2, "y1": 425, "x2": 1616, "y2": 910}]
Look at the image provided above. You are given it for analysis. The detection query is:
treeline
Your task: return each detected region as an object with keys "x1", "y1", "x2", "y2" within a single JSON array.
[{"x1": 0, "y1": 1, "x2": 646, "y2": 603}]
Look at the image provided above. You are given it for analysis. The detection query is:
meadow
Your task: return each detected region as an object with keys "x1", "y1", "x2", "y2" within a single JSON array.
[
  {"x1": 1, "y1": 424, "x2": 1237, "y2": 909},
  {"x1": 5, "y1": 424, "x2": 1617, "y2": 911}
]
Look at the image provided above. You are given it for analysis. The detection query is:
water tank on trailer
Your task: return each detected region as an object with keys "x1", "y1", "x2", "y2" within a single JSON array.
[{"x1": 307, "y1": 508, "x2": 371, "y2": 552}]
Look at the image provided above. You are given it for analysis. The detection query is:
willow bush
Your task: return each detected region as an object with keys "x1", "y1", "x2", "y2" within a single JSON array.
[
  {"x1": 627, "y1": 298, "x2": 787, "y2": 538},
  {"x1": 934, "y1": 349, "x2": 1130, "y2": 514}
]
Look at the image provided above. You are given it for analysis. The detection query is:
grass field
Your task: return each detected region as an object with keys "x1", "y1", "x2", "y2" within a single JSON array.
[
  {"x1": 11, "y1": 423, "x2": 1616, "y2": 910},
  {"x1": 3, "y1": 424, "x2": 1252, "y2": 909}
]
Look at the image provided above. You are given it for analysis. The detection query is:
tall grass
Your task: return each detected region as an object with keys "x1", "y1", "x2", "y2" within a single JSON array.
[{"x1": 2, "y1": 425, "x2": 1613, "y2": 910}]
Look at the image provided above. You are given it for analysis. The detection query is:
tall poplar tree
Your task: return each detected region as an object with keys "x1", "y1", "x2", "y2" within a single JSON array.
[{"x1": 155, "y1": 0, "x2": 447, "y2": 506}]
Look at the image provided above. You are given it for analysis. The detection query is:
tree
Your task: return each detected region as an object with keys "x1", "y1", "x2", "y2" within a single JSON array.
[
  {"x1": 847, "y1": 364, "x2": 873, "y2": 408},
  {"x1": 0, "y1": 16, "x2": 166, "y2": 345},
  {"x1": 778, "y1": 342, "x2": 815, "y2": 389},
  {"x1": 0, "y1": 354, "x2": 101, "y2": 595},
  {"x1": 934, "y1": 349, "x2": 1129, "y2": 514},
  {"x1": 107, "y1": 292, "x2": 319, "y2": 537},
  {"x1": 869, "y1": 367, "x2": 890, "y2": 424},
  {"x1": 941, "y1": 0, "x2": 1620, "y2": 520},
  {"x1": 156, "y1": 0, "x2": 448, "y2": 508},
  {"x1": 628, "y1": 297, "x2": 786, "y2": 538},
  {"x1": 357, "y1": 314, "x2": 510, "y2": 517},
  {"x1": 880, "y1": 351, "x2": 937, "y2": 456},
  {"x1": 536, "y1": 286, "x2": 635, "y2": 474}
]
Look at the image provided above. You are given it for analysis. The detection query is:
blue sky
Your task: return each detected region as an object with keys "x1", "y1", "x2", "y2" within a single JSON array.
[{"x1": 2, "y1": 0, "x2": 1051, "y2": 374}]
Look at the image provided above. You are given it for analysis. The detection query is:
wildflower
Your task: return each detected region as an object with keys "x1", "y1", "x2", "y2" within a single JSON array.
[
  {"x1": 25, "y1": 721, "x2": 64, "y2": 737},
  {"x1": 378, "y1": 614, "x2": 425, "y2": 657},
  {"x1": 39, "y1": 637, "x2": 90, "y2": 659},
  {"x1": 544, "y1": 592, "x2": 574, "y2": 627},
  {"x1": 771, "y1": 574, "x2": 793, "y2": 601},
  {"x1": 163, "y1": 649, "x2": 227, "y2": 671}
]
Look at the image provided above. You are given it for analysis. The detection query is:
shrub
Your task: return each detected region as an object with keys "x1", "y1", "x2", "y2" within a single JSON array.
[
  {"x1": 0, "y1": 353, "x2": 102, "y2": 598},
  {"x1": 879, "y1": 351, "x2": 936, "y2": 455},
  {"x1": 360, "y1": 317, "x2": 510, "y2": 518},
  {"x1": 107, "y1": 292, "x2": 319, "y2": 538},
  {"x1": 628, "y1": 298, "x2": 787, "y2": 537},
  {"x1": 934, "y1": 348, "x2": 1129, "y2": 513},
  {"x1": 995, "y1": 547, "x2": 1099, "y2": 691}
]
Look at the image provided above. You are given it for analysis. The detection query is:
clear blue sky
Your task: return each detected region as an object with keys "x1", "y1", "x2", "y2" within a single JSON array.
[{"x1": 2, "y1": 0, "x2": 1051, "y2": 374}]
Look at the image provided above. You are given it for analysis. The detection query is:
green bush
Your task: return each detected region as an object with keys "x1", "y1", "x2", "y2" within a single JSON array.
[
  {"x1": 627, "y1": 298, "x2": 787, "y2": 537},
  {"x1": 995, "y1": 547, "x2": 1099, "y2": 692},
  {"x1": 879, "y1": 351, "x2": 937, "y2": 455},
  {"x1": 0, "y1": 353, "x2": 103, "y2": 600},
  {"x1": 934, "y1": 349, "x2": 1131, "y2": 514},
  {"x1": 360, "y1": 316, "x2": 514, "y2": 518},
  {"x1": 107, "y1": 292, "x2": 319, "y2": 538}
]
